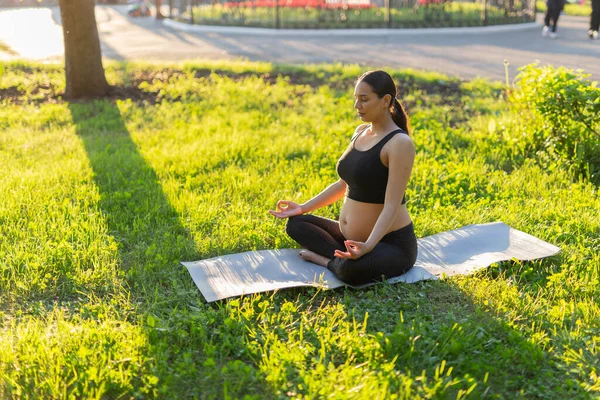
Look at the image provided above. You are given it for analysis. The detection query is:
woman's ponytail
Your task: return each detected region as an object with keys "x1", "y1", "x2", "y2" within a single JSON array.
[{"x1": 391, "y1": 97, "x2": 411, "y2": 135}]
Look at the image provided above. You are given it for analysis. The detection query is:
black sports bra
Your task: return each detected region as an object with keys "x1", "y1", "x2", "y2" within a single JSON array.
[{"x1": 336, "y1": 126, "x2": 407, "y2": 204}]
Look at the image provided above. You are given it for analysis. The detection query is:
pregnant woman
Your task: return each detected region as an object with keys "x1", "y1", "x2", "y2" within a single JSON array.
[{"x1": 269, "y1": 70, "x2": 418, "y2": 286}]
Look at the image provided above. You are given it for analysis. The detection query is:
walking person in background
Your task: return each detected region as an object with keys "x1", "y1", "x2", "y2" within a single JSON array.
[
  {"x1": 590, "y1": 0, "x2": 600, "y2": 39},
  {"x1": 542, "y1": 0, "x2": 565, "y2": 38}
]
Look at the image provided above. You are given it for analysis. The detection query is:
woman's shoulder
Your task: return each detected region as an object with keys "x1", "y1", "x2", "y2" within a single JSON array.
[{"x1": 386, "y1": 131, "x2": 415, "y2": 153}]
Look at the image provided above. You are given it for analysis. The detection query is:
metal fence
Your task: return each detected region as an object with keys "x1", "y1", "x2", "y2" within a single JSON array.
[{"x1": 167, "y1": 0, "x2": 535, "y2": 29}]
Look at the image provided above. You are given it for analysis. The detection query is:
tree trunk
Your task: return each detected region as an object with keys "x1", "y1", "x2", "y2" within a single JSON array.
[{"x1": 58, "y1": 0, "x2": 109, "y2": 98}]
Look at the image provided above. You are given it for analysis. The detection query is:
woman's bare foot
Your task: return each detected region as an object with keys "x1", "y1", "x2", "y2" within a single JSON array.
[{"x1": 299, "y1": 250, "x2": 330, "y2": 267}]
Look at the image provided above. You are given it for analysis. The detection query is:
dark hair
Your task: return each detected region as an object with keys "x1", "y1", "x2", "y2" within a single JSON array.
[{"x1": 357, "y1": 70, "x2": 411, "y2": 135}]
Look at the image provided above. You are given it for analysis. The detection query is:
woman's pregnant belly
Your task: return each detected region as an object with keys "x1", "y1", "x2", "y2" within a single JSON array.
[{"x1": 339, "y1": 197, "x2": 411, "y2": 242}]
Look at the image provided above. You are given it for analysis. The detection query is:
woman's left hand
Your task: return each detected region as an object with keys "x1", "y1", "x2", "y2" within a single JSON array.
[{"x1": 334, "y1": 240, "x2": 374, "y2": 260}]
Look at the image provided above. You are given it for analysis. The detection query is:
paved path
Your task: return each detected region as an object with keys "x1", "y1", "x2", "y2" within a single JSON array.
[{"x1": 0, "y1": 5, "x2": 598, "y2": 81}]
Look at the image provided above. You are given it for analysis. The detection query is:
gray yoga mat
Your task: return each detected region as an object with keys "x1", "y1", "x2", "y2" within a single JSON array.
[{"x1": 182, "y1": 221, "x2": 560, "y2": 302}]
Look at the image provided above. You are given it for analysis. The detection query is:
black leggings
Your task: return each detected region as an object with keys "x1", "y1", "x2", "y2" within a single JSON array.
[
  {"x1": 544, "y1": 7, "x2": 561, "y2": 32},
  {"x1": 286, "y1": 215, "x2": 418, "y2": 286},
  {"x1": 592, "y1": 0, "x2": 600, "y2": 32}
]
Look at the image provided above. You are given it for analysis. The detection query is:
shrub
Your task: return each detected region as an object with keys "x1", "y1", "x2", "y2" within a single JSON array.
[{"x1": 508, "y1": 64, "x2": 600, "y2": 183}]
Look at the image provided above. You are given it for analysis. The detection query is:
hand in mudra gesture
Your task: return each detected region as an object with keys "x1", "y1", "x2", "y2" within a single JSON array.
[
  {"x1": 268, "y1": 200, "x2": 303, "y2": 219},
  {"x1": 334, "y1": 240, "x2": 374, "y2": 260}
]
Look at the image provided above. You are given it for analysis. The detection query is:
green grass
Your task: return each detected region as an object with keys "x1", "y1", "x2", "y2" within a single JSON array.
[{"x1": 0, "y1": 60, "x2": 599, "y2": 398}]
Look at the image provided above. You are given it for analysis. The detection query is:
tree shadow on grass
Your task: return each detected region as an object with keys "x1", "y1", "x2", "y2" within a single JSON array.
[
  {"x1": 68, "y1": 101, "x2": 193, "y2": 295},
  {"x1": 67, "y1": 100, "x2": 269, "y2": 398}
]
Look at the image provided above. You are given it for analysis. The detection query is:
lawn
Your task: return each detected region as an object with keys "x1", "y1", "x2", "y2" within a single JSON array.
[{"x1": 0, "y1": 60, "x2": 598, "y2": 399}]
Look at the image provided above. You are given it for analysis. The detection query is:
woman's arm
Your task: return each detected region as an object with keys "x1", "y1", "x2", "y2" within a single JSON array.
[
  {"x1": 334, "y1": 135, "x2": 415, "y2": 259},
  {"x1": 269, "y1": 179, "x2": 347, "y2": 218},
  {"x1": 299, "y1": 179, "x2": 347, "y2": 213}
]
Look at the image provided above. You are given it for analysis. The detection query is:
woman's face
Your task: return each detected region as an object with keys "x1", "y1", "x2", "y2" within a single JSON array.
[{"x1": 353, "y1": 81, "x2": 389, "y2": 123}]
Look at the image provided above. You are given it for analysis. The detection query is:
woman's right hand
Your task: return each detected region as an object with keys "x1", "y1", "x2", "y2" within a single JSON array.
[{"x1": 268, "y1": 200, "x2": 304, "y2": 219}]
